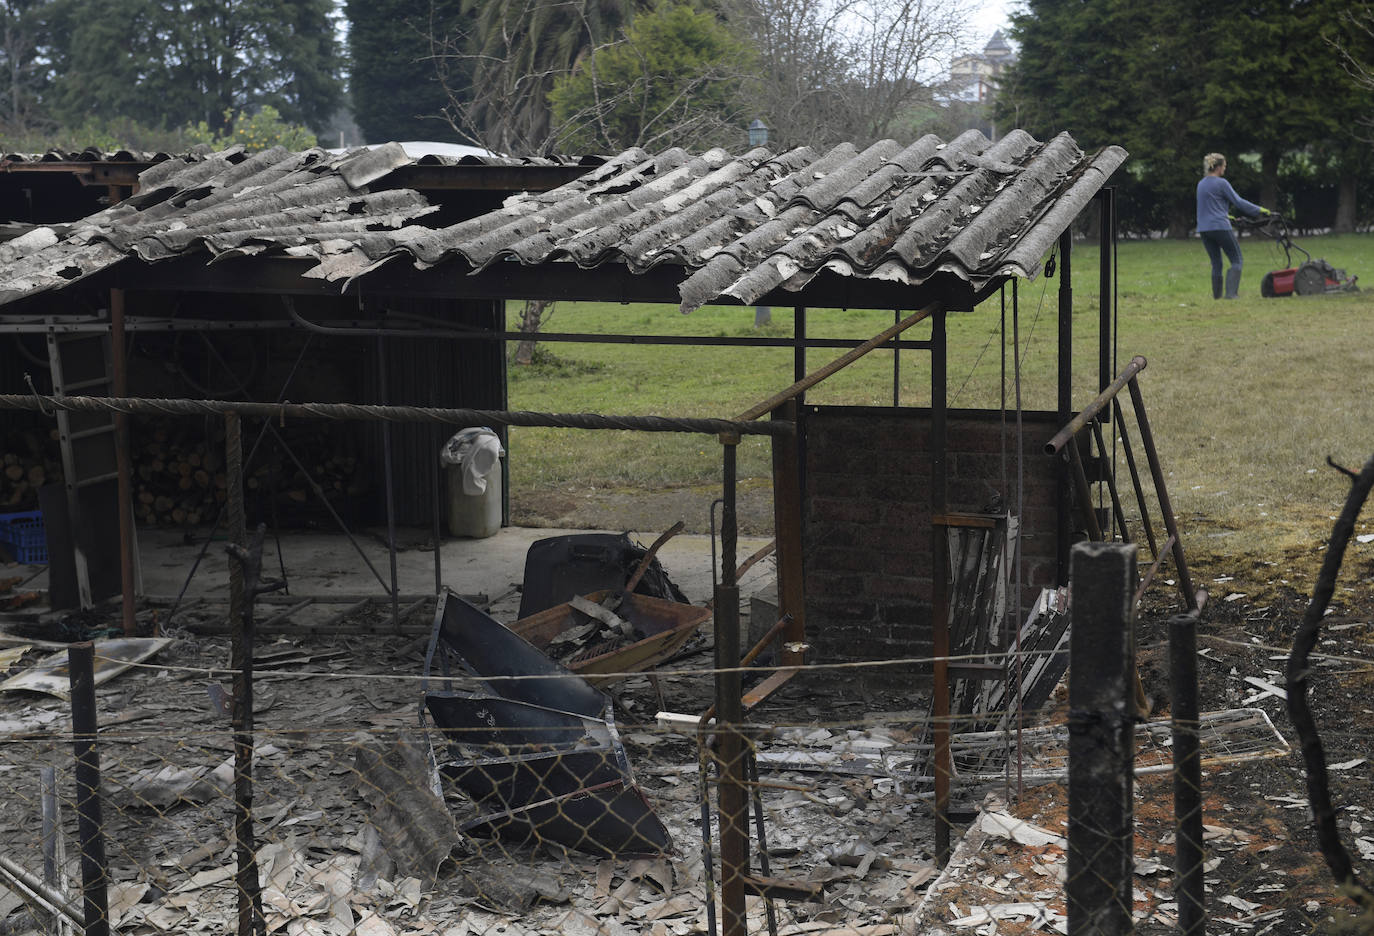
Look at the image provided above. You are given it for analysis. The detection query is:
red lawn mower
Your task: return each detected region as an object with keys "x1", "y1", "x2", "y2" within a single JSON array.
[{"x1": 1236, "y1": 214, "x2": 1360, "y2": 297}]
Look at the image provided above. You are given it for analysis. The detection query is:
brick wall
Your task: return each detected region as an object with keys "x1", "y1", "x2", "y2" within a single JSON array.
[{"x1": 802, "y1": 406, "x2": 1063, "y2": 666}]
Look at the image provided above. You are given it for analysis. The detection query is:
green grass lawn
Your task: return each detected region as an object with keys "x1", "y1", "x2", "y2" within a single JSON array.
[{"x1": 505, "y1": 231, "x2": 1374, "y2": 567}]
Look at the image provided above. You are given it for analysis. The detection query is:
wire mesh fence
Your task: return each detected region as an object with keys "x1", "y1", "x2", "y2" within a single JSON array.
[{"x1": 0, "y1": 622, "x2": 1340, "y2": 936}]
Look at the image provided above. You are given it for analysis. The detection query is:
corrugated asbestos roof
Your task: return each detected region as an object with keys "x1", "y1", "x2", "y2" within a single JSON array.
[
  {"x1": 0, "y1": 130, "x2": 1127, "y2": 313},
  {"x1": 0, "y1": 142, "x2": 594, "y2": 167}
]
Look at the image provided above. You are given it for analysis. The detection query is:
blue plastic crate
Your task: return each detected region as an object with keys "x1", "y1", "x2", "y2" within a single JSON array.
[{"x1": 0, "y1": 510, "x2": 47, "y2": 564}]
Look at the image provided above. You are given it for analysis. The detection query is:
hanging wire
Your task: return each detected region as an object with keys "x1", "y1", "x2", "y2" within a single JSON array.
[
  {"x1": 949, "y1": 313, "x2": 1003, "y2": 408},
  {"x1": 1013, "y1": 245, "x2": 1056, "y2": 374}
]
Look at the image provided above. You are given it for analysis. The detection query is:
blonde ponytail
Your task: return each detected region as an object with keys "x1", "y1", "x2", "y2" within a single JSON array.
[{"x1": 1203, "y1": 152, "x2": 1226, "y2": 174}]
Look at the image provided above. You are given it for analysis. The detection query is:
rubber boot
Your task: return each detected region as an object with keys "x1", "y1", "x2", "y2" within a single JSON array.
[
  {"x1": 1224, "y1": 266, "x2": 1242, "y2": 299},
  {"x1": 1211, "y1": 273, "x2": 1223, "y2": 299}
]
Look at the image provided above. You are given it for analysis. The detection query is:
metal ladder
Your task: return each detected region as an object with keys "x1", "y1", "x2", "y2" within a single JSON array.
[{"x1": 45, "y1": 320, "x2": 138, "y2": 608}]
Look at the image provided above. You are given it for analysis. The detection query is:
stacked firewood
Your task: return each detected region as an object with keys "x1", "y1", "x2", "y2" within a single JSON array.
[
  {"x1": 2, "y1": 420, "x2": 367, "y2": 526},
  {"x1": 133, "y1": 423, "x2": 227, "y2": 526},
  {"x1": 131, "y1": 420, "x2": 366, "y2": 526},
  {"x1": 0, "y1": 429, "x2": 61, "y2": 510}
]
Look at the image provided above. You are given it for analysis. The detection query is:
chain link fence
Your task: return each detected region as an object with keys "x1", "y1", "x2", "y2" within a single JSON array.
[{"x1": 0, "y1": 612, "x2": 1326, "y2": 936}]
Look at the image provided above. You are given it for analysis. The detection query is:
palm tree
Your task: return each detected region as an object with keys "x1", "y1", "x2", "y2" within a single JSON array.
[{"x1": 442, "y1": 0, "x2": 636, "y2": 154}]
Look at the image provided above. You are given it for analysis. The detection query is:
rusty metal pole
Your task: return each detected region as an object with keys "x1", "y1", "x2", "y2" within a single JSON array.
[
  {"x1": 716, "y1": 434, "x2": 748, "y2": 936},
  {"x1": 68, "y1": 641, "x2": 109, "y2": 936},
  {"x1": 931, "y1": 305, "x2": 951, "y2": 865},
  {"x1": 1126, "y1": 378, "x2": 1198, "y2": 610},
  {"x1": 1066, "y1": 542, "x2": 1137, "y2": 936}
]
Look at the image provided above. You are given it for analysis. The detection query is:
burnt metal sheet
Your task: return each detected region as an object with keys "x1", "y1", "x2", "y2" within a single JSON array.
[
  {"x1": 458, "y1": 780, "x2": 672, "y2": 858},
  {"x1": 426, "y1": 590, "x2": 605, "y2": 717},
  {"x1": 422, "y1": 589, "x2": 671, "y2": 856},
  {"x1": 516, "y1": 532, "x2": 688, "y2": 619},
  {"x1": 0, "y1": 130, "x2": 1125, "y2": 313}
]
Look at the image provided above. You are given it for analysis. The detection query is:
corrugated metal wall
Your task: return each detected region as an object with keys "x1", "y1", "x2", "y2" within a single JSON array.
[{"x1": 362, "y1": 297, "x2": 507, "y2": 528}]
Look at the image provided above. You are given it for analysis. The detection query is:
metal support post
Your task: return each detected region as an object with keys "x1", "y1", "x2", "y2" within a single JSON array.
[
  {"x1": 110, "y1": 288, "x2": 137, "y2": 636},
  {"x1": 932, "y1": 305, "x2": 951, "y2": 865},
  {"x1": 1170, "y1": 611, "x2": 1205, "y2": 935},
  {"x1": 1099, "y1": 189, "x2": 1114, "y2": 398},
  {"x1": 716, "y1": 436, "x2": 748, "y2": 936},
  {"x1": 67, "y1": 641, "x2": 109, "y2": 936},
  {"x1": 770, "y1": 400, "x2": 806, "y2": 662},
  {"x1": 1056, "y1": 231, "x2": 1073, "y2": 584},
  {"x1": 376, "y1": 333, "x2": 401, "y2": 631},
  {"x1": 1126, "y1": 378, "x2": 1197, "y2": 609},
  {"x1": 1066, "y1": 542, "x2": 1137, "y2": 936},
  {"x1": 226, "y1": 414, "x2": 266, "y2": 936}
]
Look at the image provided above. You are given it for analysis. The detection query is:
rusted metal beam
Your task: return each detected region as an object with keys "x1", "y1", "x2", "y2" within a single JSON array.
[
  {"x1": 1044, "y1": 355, "x2": 1148, "y2": 455},
  {"x1": 1067, "y1": 442, "x2": 1104, "y2": 542},
  {"x1": 737, "y1": 304, "x2": 940, "y2": 421},
  {"x1": 1127, "y1": 377, "x2": 1198, "y2": 611},
  {"x1": 98, "y1": 254, "x2": 975, "y2": 313},
  {"x1": 1113, "y1": 398, "x2": 1159, "y2": 557}
]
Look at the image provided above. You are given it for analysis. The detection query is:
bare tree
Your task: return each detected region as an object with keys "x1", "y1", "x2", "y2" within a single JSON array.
[
  {"x1": 1332, "y1": 3, "x2": 1374, "y2": 142},
  {"x1": 725, "y1": 0, "x2": 972, "y2": 149},
  {"x1": 427, "y1": 0, "x2": 631, "y2": 156}
]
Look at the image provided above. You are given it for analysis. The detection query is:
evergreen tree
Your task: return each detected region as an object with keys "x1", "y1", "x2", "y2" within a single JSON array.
[
  {"x1": 347, "y1": 0, "x2": 467, "y2": 144},
  {"x1": 549, "y1": 2, "x2": 749, "y2": 153},
  {"x1": 0, "y1": 0, "x2": 49, "y2": 134},
  {"x1": 44, "y1": 0, "x2": 342, "y2": 135},
  {"x1": 1000, "y1": 0, "x2": 1370, "y2": 234}
]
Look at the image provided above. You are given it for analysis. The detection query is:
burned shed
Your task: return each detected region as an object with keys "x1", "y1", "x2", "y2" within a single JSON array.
[{"x1": 0, "y1": 131, "x2": 1129, "y2": 663}]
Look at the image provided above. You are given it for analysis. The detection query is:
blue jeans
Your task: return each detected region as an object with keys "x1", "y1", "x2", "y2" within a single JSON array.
[{"x1": 1201, "y1": 229, "x2": 1243, "y2": 298}]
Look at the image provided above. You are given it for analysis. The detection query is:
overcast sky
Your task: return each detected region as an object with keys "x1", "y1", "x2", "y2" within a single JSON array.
[{"x1": 969, "y1": 0, "x2": 1019, "y2": 43}]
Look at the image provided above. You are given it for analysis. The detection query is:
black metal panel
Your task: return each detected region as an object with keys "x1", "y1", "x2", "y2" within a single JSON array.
[
  {"x1": 427, "y1": 590, "x2": 608, "y2": 718},
  {"x1": 516, "y1": 533, "x2": 689, "y2": 619},
  {"x1": 361, "y1": 295, "x2": 506, "y2": 527},
  {"x1": 39, "y1": 480, "x2": 122, "y2": 610}
]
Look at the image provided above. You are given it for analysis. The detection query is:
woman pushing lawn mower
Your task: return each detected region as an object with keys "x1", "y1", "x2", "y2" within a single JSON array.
[{"x1": 1196, "y1": 152, "x2": 1271, "y2": 299}]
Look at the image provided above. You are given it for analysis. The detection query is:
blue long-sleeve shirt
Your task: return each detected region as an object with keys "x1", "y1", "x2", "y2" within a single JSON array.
[{"x1": 1196, "y1": 175, "x2": 1261, "y2": 232}]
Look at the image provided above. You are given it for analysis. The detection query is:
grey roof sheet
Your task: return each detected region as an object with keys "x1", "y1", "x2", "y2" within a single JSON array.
[{"x1": 0, "y1": 131, "x2": 1126, "y2": 312}]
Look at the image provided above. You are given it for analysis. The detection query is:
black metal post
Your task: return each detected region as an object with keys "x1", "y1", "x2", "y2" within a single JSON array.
[
  {"x1": 68, "y1": 641, "x2": 109, "y2": 936},
  {"x1": 1056, "y1": 231, "x2": 1073, "y2": 584},
  {"x1": 714, "y1": 434, "x2": 747, "y2": 934},
  {"x1": 716, "y1": 436, "x2": 748, "y2": 936},
  {"x1": 226, "y1": 414, "x2": 266, "y2": 936},
  {"x1": 892, "y1": 308, "x2": 901, "y2": 406},
  {"x1": 1099, "y1": 189, "x2": 1113, "y2": 398},
  {"x1": 1170, "y1": 612, "x2": 1206, "y2": 935},
  {"x1": 432, "y1": 444, "x2": 443, "y2": 595},
  {"x1": 932, "y1": 305, "x2": 951, "y2": 865},
  {"x1": 376, "y1": 332, "x2": 401, "y2": 630},
  {"x1": 1126, "y1": 378, "x2": 1198, "y2": 610},
  {"x1": 1067, "y1": 542, "x2": 1137, "y2": 936}
]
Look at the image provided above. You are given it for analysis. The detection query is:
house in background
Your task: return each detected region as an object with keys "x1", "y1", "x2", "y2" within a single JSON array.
[
  {"x1": 947, "y1": 31, "x2": 1017, "y2": 139},
  {"x1": 950, "y1": 31, "x2": 1016, "y2": 106}
]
